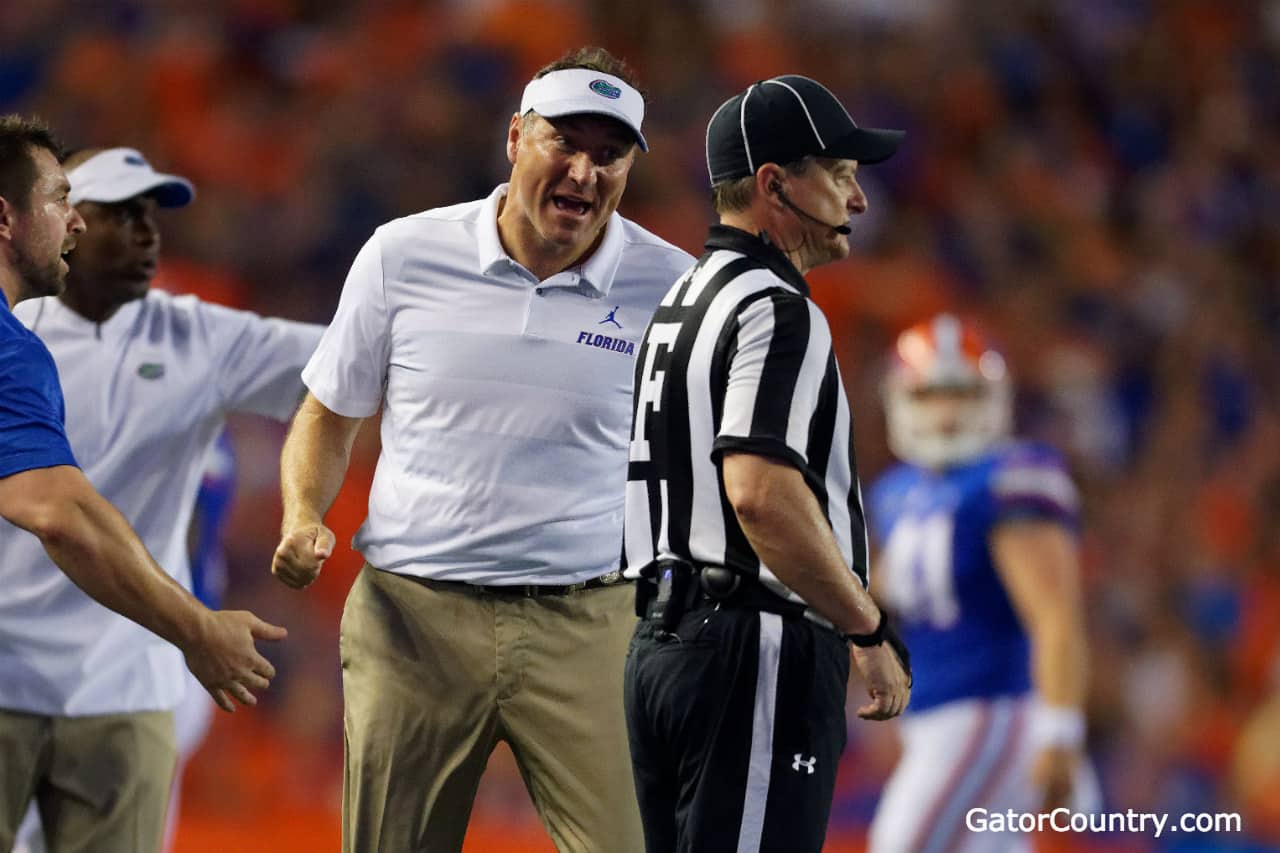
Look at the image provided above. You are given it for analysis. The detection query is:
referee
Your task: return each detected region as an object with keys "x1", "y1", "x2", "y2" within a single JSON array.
[{"x1": 623, "y1": 76, "x2": 912, "y2": 853}]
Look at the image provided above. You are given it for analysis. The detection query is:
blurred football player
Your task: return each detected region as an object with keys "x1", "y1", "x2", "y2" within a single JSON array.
[{"x1": 867, "y1": 314, "x2": 1092, "y2": 853}]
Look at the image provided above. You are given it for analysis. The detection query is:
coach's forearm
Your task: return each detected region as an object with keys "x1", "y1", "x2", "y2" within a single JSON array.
[
  {"x1": 721, "y1": 451, "x2": 880, "y2": 635},
  {"x1": 280, "y1": 392, "x2": 363, "y2": 530},
  {"x1": 30, "y1": 473, "x2": 208, "y2": 648}
]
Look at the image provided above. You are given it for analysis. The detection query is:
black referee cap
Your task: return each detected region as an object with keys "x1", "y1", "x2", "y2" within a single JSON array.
[{"x1": 706, "y1": 75, "x2": 904, "y2": 184}]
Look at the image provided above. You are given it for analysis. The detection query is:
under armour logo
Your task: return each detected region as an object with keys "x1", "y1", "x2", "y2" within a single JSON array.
[
  {"x1": 792, "y1": 754, "x2": 816, "y2": 775},
  {"x1": 599, "y1": 306, "x2": 622, "y2": 328}
]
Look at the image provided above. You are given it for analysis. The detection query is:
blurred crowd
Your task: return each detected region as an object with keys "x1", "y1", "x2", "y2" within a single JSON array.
[{"x1": 3, "y1": 0, "x2": 1278, "y2": 850}]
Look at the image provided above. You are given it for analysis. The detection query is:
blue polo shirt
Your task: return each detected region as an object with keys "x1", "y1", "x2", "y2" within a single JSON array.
[{"x1": 0, "y1": 302, "x2": 77, "y2": 478}]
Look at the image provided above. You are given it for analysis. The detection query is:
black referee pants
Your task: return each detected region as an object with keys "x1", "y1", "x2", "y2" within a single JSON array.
[{"x1": 624, "y1": 603, "x2": 850, "y2": 853}]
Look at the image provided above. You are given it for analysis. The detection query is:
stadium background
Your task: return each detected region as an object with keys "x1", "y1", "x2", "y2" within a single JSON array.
[{"x1": 3, "y1": 0, "x2": 1278, "y2": 850}]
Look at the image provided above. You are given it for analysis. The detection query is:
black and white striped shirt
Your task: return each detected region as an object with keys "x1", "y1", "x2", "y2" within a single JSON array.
[{"x1": 624, "y1": 225, "x2": 869, "y2": 603}]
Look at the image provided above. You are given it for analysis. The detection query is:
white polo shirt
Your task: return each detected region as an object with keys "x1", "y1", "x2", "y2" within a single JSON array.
[
  {"x1": 303, "y1": 184, "x2": 694, "y2": 585},
  {"x1": 0, "y1": 291, "x2": 323, "y2": 716}
]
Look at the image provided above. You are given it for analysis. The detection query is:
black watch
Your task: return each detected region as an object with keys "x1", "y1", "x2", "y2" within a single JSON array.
[{"x1": 842, "y1": 609, "x2": 886, "y2": 648}]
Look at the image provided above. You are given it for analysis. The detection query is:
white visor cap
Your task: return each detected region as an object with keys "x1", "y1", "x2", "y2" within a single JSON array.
[
  {"x1": 520, "y1": 68, "x2": 648, "y2": 152},
  {"x1": 67, "y1": 148, "x2": 194, "y2": 208}
]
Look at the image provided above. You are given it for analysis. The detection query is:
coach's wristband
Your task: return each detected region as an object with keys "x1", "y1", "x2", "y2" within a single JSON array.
[
  {"x1": 842, "y1": 609, "x2": 886, "y2": 648},
  {"x1": 1031, "y1": 702, "x2": 1086, "y2": 749}
]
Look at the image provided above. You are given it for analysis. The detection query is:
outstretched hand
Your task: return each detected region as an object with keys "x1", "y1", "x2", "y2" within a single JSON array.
[{"x1": 183, "y1": 609, "x2": 288, "y2": 712}]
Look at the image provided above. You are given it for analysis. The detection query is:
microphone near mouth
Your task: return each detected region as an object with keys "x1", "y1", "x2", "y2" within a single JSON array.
[{"x1": 770, "y1": 181, "x2": 852, "y2": 235}]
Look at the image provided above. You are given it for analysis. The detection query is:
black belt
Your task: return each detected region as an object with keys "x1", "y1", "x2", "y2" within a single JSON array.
[
  {"x1": 634, "y1": 562, "x2": 912, "y2": 678},
  {"x1": 636, "y1": 559, "x2": 831, "y2": 633},
  {"x1": 411, "y1": 570, "x2": 630, "y2": 598}
]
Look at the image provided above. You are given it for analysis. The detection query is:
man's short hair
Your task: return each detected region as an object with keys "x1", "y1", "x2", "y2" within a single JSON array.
[
  {"x1": 711, "y1": 157, "x2": 812, "y2": 215},
  {"x1": 0, "y1": 114, "x2": 62, "y2": 212},
  {"x1": 532, "y1": 46, "x2": 645, "y2": 97}
]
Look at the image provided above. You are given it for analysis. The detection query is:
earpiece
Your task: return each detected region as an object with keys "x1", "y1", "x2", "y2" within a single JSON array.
[{"x1": 769, "y1": 180, "x2": 783, "y2": 195}]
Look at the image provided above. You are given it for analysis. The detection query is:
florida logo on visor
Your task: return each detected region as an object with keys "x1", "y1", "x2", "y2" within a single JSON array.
[{"x1": 589, "y1": 79, "x2": 622, "y2": 99}]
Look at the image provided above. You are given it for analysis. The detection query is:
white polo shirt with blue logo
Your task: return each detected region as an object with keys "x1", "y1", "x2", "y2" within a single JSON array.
[
  {"x1": 0, "y1": 292, "x2": 322, "y2": 716},
  {"x1": 303, "y1": 184, "x2": 694, "y2": 585}
]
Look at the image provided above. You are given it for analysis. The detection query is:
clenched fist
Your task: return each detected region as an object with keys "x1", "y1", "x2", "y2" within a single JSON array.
[{"x1": 272, "y1": 522, "x2": 336, "y2": 589}]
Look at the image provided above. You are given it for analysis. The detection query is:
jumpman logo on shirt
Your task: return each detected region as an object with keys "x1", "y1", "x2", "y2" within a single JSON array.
[{"x1": 599, "y1": 306, "x2": 623, "y2": 329}]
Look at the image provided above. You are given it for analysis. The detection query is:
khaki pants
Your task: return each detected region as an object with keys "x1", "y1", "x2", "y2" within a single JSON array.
[
  {"x1": 0, "y1": 708, "x2": 176, "y2": 853},
  {"x1": 341, "y1": 564, "x2": 643, "y2": 853}
]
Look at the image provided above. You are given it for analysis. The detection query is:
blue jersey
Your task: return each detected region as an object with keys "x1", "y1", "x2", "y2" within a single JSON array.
[
  {"x1": 0, "y1": 304, "x2": 77, "y2": 478},
  {"x1": 868, "y1": 441, "x2": 1078, "y2": 713}
]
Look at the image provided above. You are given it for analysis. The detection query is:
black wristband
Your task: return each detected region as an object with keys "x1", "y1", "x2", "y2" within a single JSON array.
[{"x1": 842, "y1": 609, "x2": 886, "y2": 648}]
